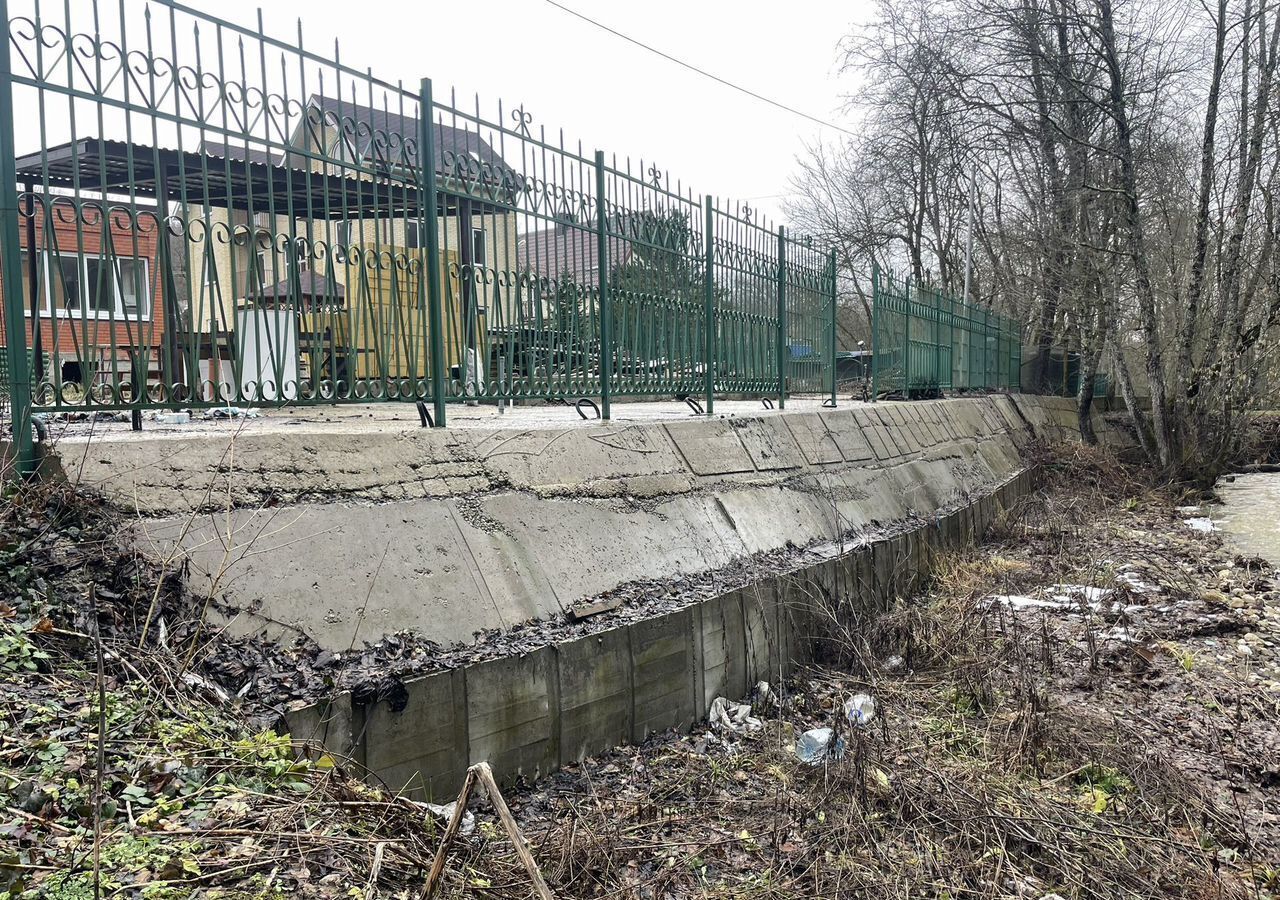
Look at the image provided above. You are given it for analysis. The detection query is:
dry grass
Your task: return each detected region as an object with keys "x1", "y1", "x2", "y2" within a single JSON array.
[{"x1": 5, "y1": 444, "x2": 1275, "y2": 899}]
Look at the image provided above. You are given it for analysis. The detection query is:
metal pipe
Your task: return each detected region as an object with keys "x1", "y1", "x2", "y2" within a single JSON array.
[
  {"x1": 776, "y1": 225, "x2": 786, "y2": 409},
  {"x1": 419, "y1": 78, "x2": 447, "y2": 427},
  {"x1": 0, "y1": 0, "x2": 35, "y2": 473},
  {"x1": 594, "y1": 151, "x2": 612, "y2": 420},
  {"x1": 498, "y1": 356, "x2": 506, "y2": 415},
  {"x1": 703, "y1": 196, "x2": 715, "y2": 416}
]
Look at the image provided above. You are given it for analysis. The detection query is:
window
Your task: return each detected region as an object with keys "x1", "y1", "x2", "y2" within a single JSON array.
[
  {"x1": 246, "y1": 250, "x2": 271, "y2": 295},
  {"x1": 405, "y1": 221, "x2": 420, "y2": 249},
  {"x1": 19, "y1": 249, "x2": 43, "y2": 314},
  {"x1": 338, "y1": 220, "x2": 351, "y2": 249},
  {"x1": 82, "y1": 259, "x2": 121, "y2": 313},
  {"x1": 326, "y1": 135, "x2": 359, "y2": 172},
  {"x1": 52, "y1": 255, "x2": 86, "y2": 312},
  {"x1": 471, "y1": 227, "x2": 486, "y2": 268},
  {"x1": 117, "y1": 259, "x2": 148, "y2": 316},
  {"x1": 21, "y1": 250, "x2": 151, "y2": 319}
]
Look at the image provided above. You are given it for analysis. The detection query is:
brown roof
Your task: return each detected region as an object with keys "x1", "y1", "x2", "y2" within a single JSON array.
[
  {"x1": 518, "y1": 221, "x2": 633, "y2": 283},
  {"x1": 259, "y1": 270, "x2": 346, "y2": 300}
]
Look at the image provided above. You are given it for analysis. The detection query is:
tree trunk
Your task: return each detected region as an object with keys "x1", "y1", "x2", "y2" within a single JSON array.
[
  {"x1": 1098, "y1": 0, "x2": 1175, "y2": 469},
  {"x1": 1077, "y1": 347, "x2": 1103, "y2": 446},
  {"x1": 1114, "y1": 342, "x2": 1157, "y2": 462},
  {"x1": 1179, "y1": 0, "x2": 1228, "y2": 386}
]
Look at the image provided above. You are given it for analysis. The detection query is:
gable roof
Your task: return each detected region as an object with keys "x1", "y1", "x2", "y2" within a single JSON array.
[
  {"x1": 518, "y1": 221, "x2": 633, "y2": 283},
  {"x1": 300, "y1": 95, "x2": 519, "y2": 186}
]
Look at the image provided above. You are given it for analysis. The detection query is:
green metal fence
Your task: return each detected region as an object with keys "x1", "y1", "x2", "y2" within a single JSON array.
[
  {"x1": 0, "y1": 0, "x2": 837, "y2": 470},
  {"x1": 871, "y1": 265, "x2": 1020, "y2": 398}
]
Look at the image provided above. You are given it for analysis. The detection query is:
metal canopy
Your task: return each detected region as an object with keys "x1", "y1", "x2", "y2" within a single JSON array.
[{"x1": 13, "y1": 138, "x2": 511, "y2": 218}]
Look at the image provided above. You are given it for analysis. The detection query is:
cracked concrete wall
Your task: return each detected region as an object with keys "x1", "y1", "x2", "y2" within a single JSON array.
[
  {"x1": 54, "y1": 394, "x2": 1099, "y2": 650},
  {"x1": 285, "y1": 469, "x2": 1039, "y2": 799}
]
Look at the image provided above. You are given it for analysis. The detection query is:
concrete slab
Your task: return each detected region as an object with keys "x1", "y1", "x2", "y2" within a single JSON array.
[
  {"x1": 630, "y1": 609, "x2": 697, "y2": 741},
  {"x1": 783, "y1": 413, "x2": 843, "y2": 466},
  {"x1": 851, "y1": 411, "x2": 895, "y2": 460},
  {"x1": 364, "y1": 669, "x2": 466, "y2": 800},
  {"x1": 820, "y1": 411, "x2": 875, "y2": 462},
  {"x1": 557, "y1": 629, "x2": 632, "y2": 764},
  {"x1": 467, "y1": 649, "x2": 557, "y2": 784},
  {"x1": 697, "y1": 592, "x2": 747, "y2": 713},
  {"x1": 483, "y1": 492, "x2": 747, "y2": 610},
  {"x1": 742, "y1": 583, "x2": 781, "y2": 684},
  {"x1": 663, "y1": 419, "x2": 755, "y2": 475},
  {"x1": 141, "y1": 499, "x2": 505, "y2": 650},
  {"x1": 285, "y1": 692, "x2": 361, "y2": 767},
  {"x1": 465, "y1": 424, "x2": 687, "y2": 496},
  {"x1": 731, "y1": 416, "x2": 808, "y2": 471},
  {"x1": 714, "y1": 487, "x2": 833, "y2": 556}
]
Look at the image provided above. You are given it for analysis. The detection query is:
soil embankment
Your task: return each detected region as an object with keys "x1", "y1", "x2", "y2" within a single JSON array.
[{"x1": 4, "y1": 444, "x2": 1278, "y2": 898}]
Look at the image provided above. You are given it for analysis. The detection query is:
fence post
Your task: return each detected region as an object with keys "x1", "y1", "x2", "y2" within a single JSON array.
[
  {"x1": 982, "y1": 307, "x2": 990, "y2": 391},
  {"x1": 903, "y1": 277, "x2": 912, "y2": 400},
  {"x1": 703, "y1": 196, "x2": 715, "y2": 416},
  {"x1": 936, "y1": 285, "x2": 947, "y2": 394},
  {"x1": 419, "y1": 78, "x2": 447, "y2": 428},
  {"x1": 827, "y1": 248, "x2": 837, "y2": 407},
  {"x1": 594, "y1": 151, "x2": 612, "y2": 420},
  {"x1": 950, "y1": 291, "x2": 957, "y2": 389},
  {"x1": 776, "y1": 225, "x2": 786, "y2": 409},
  {"x1": 0, "y1": 0, "x2": 34, "y2": 476},
  {"x1": 870, "y1": 262, "x2": 879, "y2": 402}
]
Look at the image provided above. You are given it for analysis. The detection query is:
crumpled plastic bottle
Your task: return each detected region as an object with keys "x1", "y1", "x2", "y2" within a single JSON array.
[
  {"x1": 844, "y1": 693, "x2": 877, "y2": 727},
  {"x1": 795, "y1": 727, "x2": 846, "y2": 765}
]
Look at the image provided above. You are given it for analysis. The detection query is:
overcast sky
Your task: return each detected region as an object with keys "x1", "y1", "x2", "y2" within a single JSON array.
[{"x1": 184, "y1": 0, "x2": 868, "y2": 227}]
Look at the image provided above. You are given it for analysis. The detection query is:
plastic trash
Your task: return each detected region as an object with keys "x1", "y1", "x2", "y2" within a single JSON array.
[
  {"x1": 795, "y1": 727, "x2": 845, "y2": 765},
  {"x1": 421, "y1": 800, "x2": 475, "y2": 837},
  {"x1": 754, "y1": 681, "x2": 774, "y2": 706},
  {"x1": 708, "y1": 696, "x2": 762, "y2": 735},
  {"x1": 844, "y1": 693, "x2": 877, "y2": 728},
  {"x1": 205, "y1": 406, "x2": 260, "y2": 419},
  {"x1": 154, "y1": 412, "x2": 190, "y2": 425}
]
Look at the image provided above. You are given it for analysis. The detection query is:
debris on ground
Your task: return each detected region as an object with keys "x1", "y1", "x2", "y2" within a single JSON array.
[
  {"x1": 708, "y1": 696, "x2": 763, "y2": 735},
  {"x1": 5, "y1": 441, "x2": 1280, "y2": 898},
  {"x1": 795, "y1": 726, "x2": 846, "y2": 765},
  {"x1": 843, "y1": 692, "x2": 876, "y2": 726}
]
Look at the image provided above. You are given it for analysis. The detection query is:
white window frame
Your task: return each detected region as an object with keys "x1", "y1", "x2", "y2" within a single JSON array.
[
  {"x1": 471, "y1": 226, "x2": 487, "y2": 268},
  {"x1": 21, "y1": 249, "x2": 152, "y2": 321}
]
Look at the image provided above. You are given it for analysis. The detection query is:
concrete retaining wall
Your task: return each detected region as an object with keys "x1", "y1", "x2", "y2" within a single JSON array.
[
  {"x1": 286, "y1": 468, "x2": 1037, "y2": 799},
  {"x1": 57, "y1": 394, "x2": 1096, "y2": 651}
]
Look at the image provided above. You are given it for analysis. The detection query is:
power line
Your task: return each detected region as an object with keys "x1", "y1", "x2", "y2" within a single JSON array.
[{"x1": 542, "y1": 0, "x2": 857, "y2": 139}]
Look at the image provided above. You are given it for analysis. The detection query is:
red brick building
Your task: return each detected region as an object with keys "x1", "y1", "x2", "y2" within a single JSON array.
[{"x1": 0, "y1": 193, "x2": 166, "y2": 397}]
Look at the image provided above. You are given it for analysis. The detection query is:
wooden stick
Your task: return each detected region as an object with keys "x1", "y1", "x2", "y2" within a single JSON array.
[
  {"x1": 421, "y1": 762, "x2": 555, "y2": 900},
  {"x1": 91, "y1": 584, "x2": 105, "y2": 900},
  {"x1": 473, "y1": 762, "x2": 555, "y2": 900},
  {"x1": 421, "y1": 765, "x2": 478, "y2": 899},
  {"x1": 365, "y1": 841, "x2": 386, "y2": 899}
]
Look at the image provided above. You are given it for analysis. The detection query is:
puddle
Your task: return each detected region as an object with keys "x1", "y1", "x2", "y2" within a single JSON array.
[{"x1": 1214, "y1": 472, "x2": 1280, "y2": 566}]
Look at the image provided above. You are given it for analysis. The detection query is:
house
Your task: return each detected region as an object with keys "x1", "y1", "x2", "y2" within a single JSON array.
[
  {"x1": 0, "y1": 187, "x2": 166, "y2": 402},
  {"x1": 175, "y1": 99, "x2": 528, "y2": 398}
]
